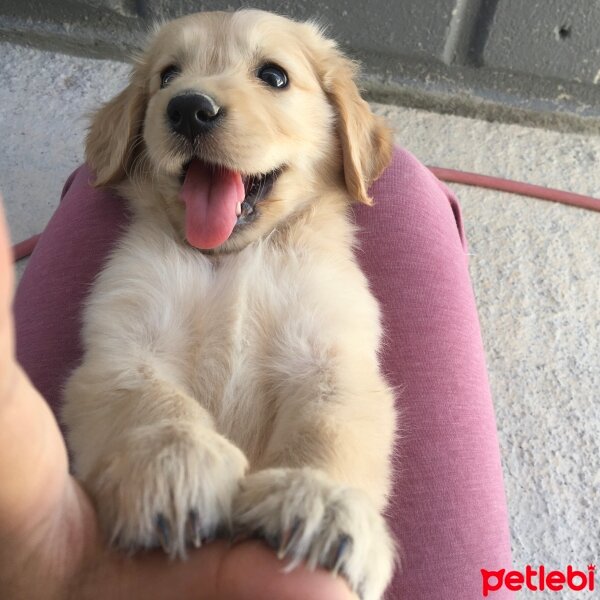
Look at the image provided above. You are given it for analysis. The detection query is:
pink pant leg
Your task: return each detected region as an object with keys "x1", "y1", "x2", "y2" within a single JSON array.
[
  {"x1": 13, "y1": 148, "x2": 513, "y2": 599},
  {"x1": 14, "y1": 165, "x2": 129, "y2": 417},
  {"x1": 356, "y1": 148, "x2": 513, "y2": 598}
]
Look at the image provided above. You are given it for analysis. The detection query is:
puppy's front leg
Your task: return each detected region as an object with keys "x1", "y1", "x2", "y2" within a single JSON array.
[
  {"x1": 63, "y1": 367, "x2": 247, "y2": 558},
  {"x1": 233, "y1": 359, "x2": 397, "y2": 600}
]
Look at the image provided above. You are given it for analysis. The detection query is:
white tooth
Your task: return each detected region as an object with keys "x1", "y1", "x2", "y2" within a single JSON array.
[{"x1": 236, "y1": 202, "x2": 242, "y2": 217}]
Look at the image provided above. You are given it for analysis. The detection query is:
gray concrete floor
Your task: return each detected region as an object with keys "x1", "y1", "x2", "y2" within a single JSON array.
[{"x1": 1, "y1": 42, "x2": 599, "y2": 594}]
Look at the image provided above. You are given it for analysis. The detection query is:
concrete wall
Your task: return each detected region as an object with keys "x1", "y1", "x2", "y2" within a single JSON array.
[{"x1": 2, "y1": 0, "x2": 600, "y2": 132}]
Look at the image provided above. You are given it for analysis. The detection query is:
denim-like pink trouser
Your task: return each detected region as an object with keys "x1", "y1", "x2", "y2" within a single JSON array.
[{"x1": 13, "y1": 146, "x2": 514, "y2": 599}]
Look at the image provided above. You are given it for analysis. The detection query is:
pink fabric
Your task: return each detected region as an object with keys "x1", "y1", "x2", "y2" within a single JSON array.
[{"x1": 13, "y1": 146, "x2": 513, "y2": 598}]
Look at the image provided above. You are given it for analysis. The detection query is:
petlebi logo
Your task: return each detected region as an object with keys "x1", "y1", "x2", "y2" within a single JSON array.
[{"x1": 481, "y1": 564, "x2": 596, "y2": 596}]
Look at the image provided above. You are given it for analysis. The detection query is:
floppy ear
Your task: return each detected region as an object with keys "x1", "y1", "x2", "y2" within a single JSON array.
[
  {"x1": 321, "y1": 49, "x2": 393, "y2": 205},
  {"x1": 85, "y1": 70, "x2": 147, "y2": 187}
]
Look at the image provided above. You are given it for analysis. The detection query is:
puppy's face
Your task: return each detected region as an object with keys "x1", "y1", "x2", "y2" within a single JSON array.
[{"x1": 87, "y1": 10, "x2": 392, "y2": 252}]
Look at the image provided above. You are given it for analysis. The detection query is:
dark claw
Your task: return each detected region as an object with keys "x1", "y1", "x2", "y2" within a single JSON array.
[
  {"x1": 156, "y1": 513, "x2": 171, "y2": 555},
  {"x1": 356, "y1": 581, "x2": 366, "y2": 600},
  {"x1": 186, "y1": 509, "x2": 202, "y2": 548},
  {"x1": 265, "y1": 532, "x2": 281, "y2": 551},
  {"x1": 332, "y1": 534, "x2": 352, "y2": 576},
  {"x1": 229, "y1": 520, "x2": 252, "y2": 545},
  {"x1": 255, "y1": 529, "x2": 280, "y2": 551},
  {"x1": 111, "y1": 529, "x2": 123, "y2": 549},
  {"x1": 212, "y1": 522, "x2": 229, "y2": 542},
  {"x1": 277, "y1": 518, "x2": 303, "y2": 560}
]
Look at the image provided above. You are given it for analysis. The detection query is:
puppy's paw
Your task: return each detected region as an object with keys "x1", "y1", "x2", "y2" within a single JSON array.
[
  {"x1": 232, "y1": 467, "x2": 395, "y2": 600},
  {"x1": 86, "y1": 423, "x2": 248, "y2": 558}
]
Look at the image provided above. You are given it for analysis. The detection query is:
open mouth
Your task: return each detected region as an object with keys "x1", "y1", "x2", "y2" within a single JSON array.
[
  {"x1": 237, "y1": 169, "x2": 281, "y2": 223},
  {"x1": 178, "y1": 159, "x2": 282, "y2": 250}
]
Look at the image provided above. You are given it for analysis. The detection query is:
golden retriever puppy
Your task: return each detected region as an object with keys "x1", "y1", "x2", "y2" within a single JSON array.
[{"x1": 62, "y1": 9, "x2": 397, "y2": 600}]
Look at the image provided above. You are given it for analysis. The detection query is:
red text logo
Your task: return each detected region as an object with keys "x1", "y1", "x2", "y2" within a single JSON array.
[{"x1": 481, "y1": 565, "x2": 595, "y2": 596}]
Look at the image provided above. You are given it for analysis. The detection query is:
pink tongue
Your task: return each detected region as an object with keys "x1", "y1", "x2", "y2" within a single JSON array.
[{"x1": 180, "y1": 159, "x2": 245, "y2": 249}]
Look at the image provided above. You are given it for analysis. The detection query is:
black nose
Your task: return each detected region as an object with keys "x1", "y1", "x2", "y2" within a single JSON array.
[{"x1": 167, "y1": 93, "x2": 222, "y2": 141}]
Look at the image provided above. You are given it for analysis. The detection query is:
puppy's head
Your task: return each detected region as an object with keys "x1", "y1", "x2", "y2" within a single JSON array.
[{"x1": 86, "y1": 10, "x2": 392, "y2": 252}]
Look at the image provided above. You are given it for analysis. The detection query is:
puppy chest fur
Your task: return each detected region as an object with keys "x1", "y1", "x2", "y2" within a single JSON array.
[{"x1": 69, "y1": 213, "x2": 387, "y2": 472}]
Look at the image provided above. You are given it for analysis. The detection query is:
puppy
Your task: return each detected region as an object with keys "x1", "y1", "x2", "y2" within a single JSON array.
[{"x1": 62, "y1": 10, "x2": 397, "y2": 600}]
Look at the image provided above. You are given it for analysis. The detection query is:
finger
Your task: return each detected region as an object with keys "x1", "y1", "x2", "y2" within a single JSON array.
[
  {"x1": 218, "y1": 540, "x2": 358, "y2": 600},
  {"x1": 0, "y1": 196, "x2": 15, "y2": 397},
  {"x1": 87, "y1": 540, "x2": 358, "y2": 600},
  {"x1": 0, "y1": 196, "x2": 70, "y2": 537}
]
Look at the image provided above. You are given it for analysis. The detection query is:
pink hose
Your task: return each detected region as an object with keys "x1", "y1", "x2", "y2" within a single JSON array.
[
  {"x1": 12, "y1": 233, "x2": 41, "y2": 262},
  {"x1": 428, "y1": 166, "x2": 600, "y2": 212}
]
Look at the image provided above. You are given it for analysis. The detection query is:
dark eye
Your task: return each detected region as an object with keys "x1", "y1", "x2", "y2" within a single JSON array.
[
  {"x1": 160, "y1": 65, "x2": 180, "y2": 88},
  {"x1": 257, "y1": 64, "x2": 288, "y2": 89}
]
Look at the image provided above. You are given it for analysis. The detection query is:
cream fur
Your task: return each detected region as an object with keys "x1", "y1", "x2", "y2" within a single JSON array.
[{"x1": 62, "y1": 10, "x2": 397, "y2": 600}]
